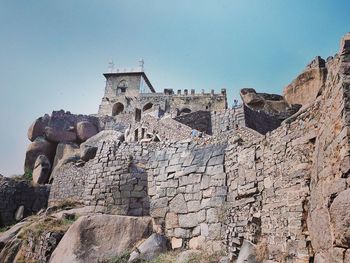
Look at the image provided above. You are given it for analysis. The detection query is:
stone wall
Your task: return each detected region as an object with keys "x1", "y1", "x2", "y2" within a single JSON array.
[
  {"x1": 147, "y1": 140, "x2": 227, "y2": 251},
  {"x1": 211, "y1": 107, "x2": 245, "y2": 136},
  {"x1": 223, "y1": 40, "x2": 350, "y2": 262},
  {"x1": 82, "y1": 141, "x2": 152, "y2": 216},
  {"x1": 0, "y1": 176, "x2": 50, "y2": 227},
  {"x1": 49, "y1": 140, "x2": 156, "y2": 216},
  {"x1": 46, "y1": 35, "x2": 350, "y2": 262},
  {"x1": 49, "y1": 161, "x2": 90, "y2": 204}
]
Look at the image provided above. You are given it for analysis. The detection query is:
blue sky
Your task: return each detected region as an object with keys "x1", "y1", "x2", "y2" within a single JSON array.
[{"x1": 0, "y1": 0, "x2": 349, "y2": 176}]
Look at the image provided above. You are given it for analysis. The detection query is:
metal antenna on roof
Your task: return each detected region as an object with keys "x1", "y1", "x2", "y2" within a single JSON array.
[
  {"x1": 139, "y1": 58, "x2": 144, "y2": 71},
  {"x1": 108, "y1": 59, "x2": 115, "y2": 73}
]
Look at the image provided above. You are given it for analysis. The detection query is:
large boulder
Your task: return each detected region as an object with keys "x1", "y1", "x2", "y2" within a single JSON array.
[
  {"x1": 32, "y1": 155, "x2": 51, "y2": 184},
  {"x1": 76, "y1": 121, "x2": 98, "y2": 142},
  {"x1": 24, "y1": 137, "x2": 56, "y2": 172},
  {"x1": 50, "y1": 142, "x2": 80, "y2": 181},
  {"x1": 128, "y1": 233, "x2": 168, "y2": 262},
  {"x1": 45, "y1": 127, "x2": 77, "y2": 143},
  {"x1": 49, "y1": 215, "x2": 152, "y2": 263},
  {"x1": 330, "y1": 188, "x2": 350, "y2": 247},
  {"x1": 27, "y1": 115, "x2": 50, "y2": 142},
  {"x1": 79, "y1": 130, "x2": 124, "y2": 161},
  {"x1": 52, "y1": 142, "x2": 80, "y2": 170},
  {"x1": 240, "y1": 88, "x2": 300, "y2": 134},
  {"x1": 283, "y1": 56, "x2": 327, "y2": 106}
]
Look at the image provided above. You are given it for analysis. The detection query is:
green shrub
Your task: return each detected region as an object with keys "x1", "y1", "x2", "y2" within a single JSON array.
[{"x1": 22, "y1": 169, "x2": 33, "y2": 181}]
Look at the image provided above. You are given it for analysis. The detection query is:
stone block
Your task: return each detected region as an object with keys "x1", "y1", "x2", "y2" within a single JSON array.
[
  {"x1": 165, "y1": 212, "x2": 179, "y2": 229},
  {"x1": 174, "y1": 228, "x2": 191, "y2": 238},
  {"x1": 187, "y1": 200, "x2": 201, "y2": 212},
  {"x1": 207, "y1": 208, "x2": 219, "y2": 223},
  {"x1": 169, "y1": 194, "x2": 188, "y2": 214},
  {"x1": 171, "y1": 237, "x2": 183, "y2": 249},
  {"x1": 178, "y1": 213, "x2": 198, "y2": 228},
  {"x1": 189, "y1": 236, "x2": 205, "y2": 250},
  {"x1": 200, "y1": 223, "x2": 209, "y2": 237}
]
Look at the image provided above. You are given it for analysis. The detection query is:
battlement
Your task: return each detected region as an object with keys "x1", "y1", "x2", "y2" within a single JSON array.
[
  {"x1": 157, "y1": 88, "x2": 227, "y2": 97},
  {"x1": 98, "y1": 70, "x2": 228, "y2": 117}
]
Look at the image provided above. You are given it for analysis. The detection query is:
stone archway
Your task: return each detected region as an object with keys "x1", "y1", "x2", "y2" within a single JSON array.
[
  {"x1": 179, "y1": 108, "x2": 191, "y2": 115},
  {"x1": 112, "y1": 102, "x2": 124, "y2": 116}
]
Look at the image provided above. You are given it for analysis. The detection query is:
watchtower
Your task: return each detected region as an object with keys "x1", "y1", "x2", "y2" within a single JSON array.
[{"x1": 98, "y1": 65, "x2": 155, "y2": 116}]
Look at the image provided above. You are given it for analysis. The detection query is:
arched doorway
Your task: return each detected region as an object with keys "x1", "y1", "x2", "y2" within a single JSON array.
[
  {"x1": 179, "y1": 108, "x2": 191, "y2": 115},
  {"x1": 143, "y1": 102, "x2": 153, "y2": 112},
  {"x1": 112, "y1": 102, "x2": 124, "y2": 116}
]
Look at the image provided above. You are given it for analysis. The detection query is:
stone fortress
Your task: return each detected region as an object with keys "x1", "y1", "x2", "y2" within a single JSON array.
[{"x1": 1, "y1": 34, "x2": 350, "y2": 263}]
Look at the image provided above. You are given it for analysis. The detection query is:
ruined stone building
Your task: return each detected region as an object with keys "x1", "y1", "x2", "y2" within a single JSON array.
[
  {"x1": 98, "y1": 69, "x2": 228, "y2": 118},
  {"x1": 2, "y1": 34, "x2": 350, "y2": 263}
]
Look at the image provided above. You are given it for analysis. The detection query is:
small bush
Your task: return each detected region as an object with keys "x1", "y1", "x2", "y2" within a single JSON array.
[{"x1": 22, "y1": 169, "x2": 33, "y2": 181}]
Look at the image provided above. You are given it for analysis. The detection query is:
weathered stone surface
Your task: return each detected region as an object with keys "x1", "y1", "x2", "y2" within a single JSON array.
[
  {"x1": 14, "y1": 205, "x2": 24, "y2": 221},
  {"x1": 171, "y1": 237, "x2": 183, "y2": 249},
  {"x1": 178, "y1": 213, "x2": 198, "y2": 228},
  {"x1": 188, "y1": 236, "x2": 205, "y2": 250},
  {"x1": 45, "y1": 126, "x2": 77, "y2": 143},
  {"x1": 0, "y1": 221, "x2": 27, "y2": 246},
  {"x1": 50, "y1": 215, "x2": 152, "y2": 263},
  {"x1": 27, "y1": 115, "x2": 50, "y2": 141},
  {"x1": 128, "y1": 233, "x2": 167, "y2": 262},
  {"x1": 76, "y1": 121, "x2": 98, "y2": 142},
  {"x1": 240, "y1": 88, "x2": 300, "y2": 134},
  {"x1": 0, "y1": 238, "x2": 22, "y2": 263},
  {"x1": 308, "y1": 207, "x2": 333, "y2": 252},
  {"x1": 32, "y1": 155, "x2": 51, "y2": 184},
  {"x1": 80, "y1": 145, "x2": 97, "y2": 162},
  {"x1": 50, "y1": 142, "x2": 80, "y2": 181},
  {"x1": 175, "y1": 250, "x2": 201, "y2": 263},
  {"x1": 24, "y1": 137, "x2": 56, "y2": 172},
  {"x1": 0, "y1": 175, "x2": 49, "y2": 227},
  {"x1": 330, "y1": 188, "x2": 350, "y2": 247},
  {"x1": 283, "y1": 56, "x2": 327, "y2": 106},
  {"x1": 236, "y1": 240, "x2": 257, "y2": 263},
  {"x1": 169, "y1": 194, "x2": 188, "y2": 214}
]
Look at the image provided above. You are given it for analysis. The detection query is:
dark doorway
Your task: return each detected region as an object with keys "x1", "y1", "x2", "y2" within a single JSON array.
[
  {"x1": 112, "y1": 103, "x2": 124, "y2": 116},
  {"x1": 135, "y1": 108, "x2": 141, "y2": 122}
]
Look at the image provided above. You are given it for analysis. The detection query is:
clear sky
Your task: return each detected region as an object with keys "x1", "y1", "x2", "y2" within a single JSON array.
[{"x1": 0, "y1": 0, "x2": 349, "y2": 176}]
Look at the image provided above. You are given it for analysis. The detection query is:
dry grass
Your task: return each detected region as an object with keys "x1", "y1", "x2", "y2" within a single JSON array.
[
  {"x1": 150, "y1": 250, "x2": 225, "y2": 263},
  {"x1": 149, "y1": 251, "x2": 179, "y2": 263},
  {"x1": 19, "y1": 215, "x2": 77, "y2": 240},
  {"x1": 255, "y1": 239, "x2": 269, "y2": 263}
]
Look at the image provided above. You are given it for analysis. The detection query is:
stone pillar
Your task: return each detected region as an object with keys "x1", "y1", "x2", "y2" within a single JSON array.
[
  {"x1": 191, "y1": 89, "x2": 195, "y2": 95},
  {"x1": 211, "y1": 89, "x2": 214, "y2": 95}
]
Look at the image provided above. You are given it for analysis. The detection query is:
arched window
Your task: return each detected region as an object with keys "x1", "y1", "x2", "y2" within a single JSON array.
[
  {"x1": 143, "y1": 102, "x2": 153, "y2": 112},
  {"x1": 117, "y1": 80, "x2": 128, "y2": 94},
  {"x1": 112, "y1": 102, "x2": 124, "y2": 116}
]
